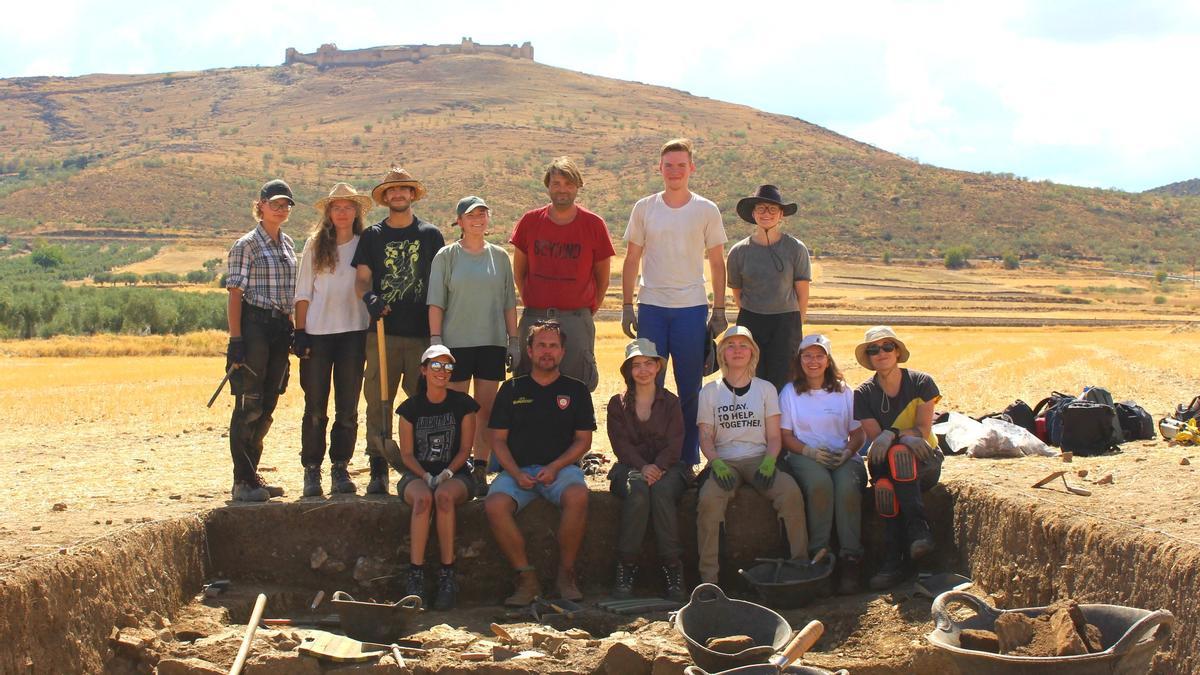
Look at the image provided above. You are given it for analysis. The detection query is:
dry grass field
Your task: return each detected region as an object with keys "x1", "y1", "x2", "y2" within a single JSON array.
[{"x1": 116, "y1": 243, "x2": 228, "y2": 275}]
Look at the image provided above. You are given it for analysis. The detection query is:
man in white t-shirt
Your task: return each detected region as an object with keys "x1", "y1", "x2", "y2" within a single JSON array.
[{"x1": 622, "y1": 138, "x2": 728, "y2": 465}]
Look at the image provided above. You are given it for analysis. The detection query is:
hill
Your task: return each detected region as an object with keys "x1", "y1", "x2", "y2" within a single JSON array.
[
  {"x1": 1145, "y1": 178, "x2": 1200, "y2": 198},
  {"x1": 1, "y1": 54, "x2": 1198, "y2": 266}
]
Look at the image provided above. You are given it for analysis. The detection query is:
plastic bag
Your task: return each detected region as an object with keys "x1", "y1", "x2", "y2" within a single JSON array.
[{"x1": 932, "y1": 412, "x2": 1057, "y2": 458}]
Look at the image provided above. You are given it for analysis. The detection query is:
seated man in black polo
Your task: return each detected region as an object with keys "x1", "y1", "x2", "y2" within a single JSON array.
[{"x1": 484, "y1": 320, "x2": 595, "y2": 606}]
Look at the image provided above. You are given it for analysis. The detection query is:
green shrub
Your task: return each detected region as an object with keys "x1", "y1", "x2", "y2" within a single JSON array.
[
  {"x1": 1002, "y1": 253, "x2": 1020, "y2": 270},
  {"x1": 943, "y1": 246, "x2": 970, "y2": 269},
  {"x1": 1154, "y1": 295, "x2": 1167, "y2": 304}
]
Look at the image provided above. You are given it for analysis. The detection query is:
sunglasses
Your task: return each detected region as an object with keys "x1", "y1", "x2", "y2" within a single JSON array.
[
  {"x1": 865, "y1": 342, "x2": 898, "y2": 357},
  {"x1": 265, "y1": 200, "x2": 293, "y2": 211},
  {"x1": 426, "y1": 361, "x2": 455, "y2": 372}
]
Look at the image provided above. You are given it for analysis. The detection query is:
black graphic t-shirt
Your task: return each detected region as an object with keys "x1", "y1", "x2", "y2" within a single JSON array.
[
  {"x1": 351, "y1": 217, "x2": 445, "y2": 337},
  {"x1": 489, "y1": 374, "x2": 596, "y2": 468},
  {"x1": 396, "y1": 390, "x2": 480, "y2": 474}
]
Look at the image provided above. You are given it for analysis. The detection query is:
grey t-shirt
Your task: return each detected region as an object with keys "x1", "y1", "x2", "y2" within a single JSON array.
[
  {"x1": 726, "y1": 234, "x2": 811, "y2": 315},
  {"x1": 427, "y1": 241, "x2": 517, "y2": 348}
]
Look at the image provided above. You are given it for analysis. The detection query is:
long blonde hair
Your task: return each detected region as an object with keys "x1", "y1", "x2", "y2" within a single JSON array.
[{"x1": 306, "y1": 204, "x2": 364, "y2": 273}]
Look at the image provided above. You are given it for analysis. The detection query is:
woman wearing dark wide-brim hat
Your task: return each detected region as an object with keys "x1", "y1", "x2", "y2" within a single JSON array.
[{"x1": 726, "y1": 184, "x2": 811, "y2": 391}]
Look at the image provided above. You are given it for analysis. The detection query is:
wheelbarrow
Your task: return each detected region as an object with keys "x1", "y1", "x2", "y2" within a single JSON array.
[
  {"x1": 672, "y1": 583, "x2": 794, "y2": 673},
  {"x1": 738, "y1": 551, "x2": 834, "y2": 609},
  {"x1": 926, "y1": 590, "x2": 1174, "y2": 675},
  {"x1": 330, "y1": 591, "x2": 423, "y2": 644}
]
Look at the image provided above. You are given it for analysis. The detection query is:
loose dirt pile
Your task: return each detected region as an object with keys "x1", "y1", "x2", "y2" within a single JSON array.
[{"x1": 960, "y1": 599, "x2": 1104, "y2": 657}]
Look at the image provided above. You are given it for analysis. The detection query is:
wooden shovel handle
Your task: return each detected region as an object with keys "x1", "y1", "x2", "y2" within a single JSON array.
[
  {"x1": 774, "y1": 620, "x2": 823, "y2": 669},
  {"x1": 229, "y1": 593, "x2": 267, "y2": 675}
]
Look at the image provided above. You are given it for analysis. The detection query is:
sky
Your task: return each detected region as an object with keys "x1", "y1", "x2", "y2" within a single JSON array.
[{"x1": 2, "y1": 0, "x2": 1198, "y2": 193}]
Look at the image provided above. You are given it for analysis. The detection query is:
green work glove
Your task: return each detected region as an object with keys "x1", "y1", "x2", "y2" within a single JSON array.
[
  {"x1": 709, "y1": 458, "x2": 736, "y2": 491},
  {"x1": 753, "y1": 455, "x2": 777, "y2": 489}
]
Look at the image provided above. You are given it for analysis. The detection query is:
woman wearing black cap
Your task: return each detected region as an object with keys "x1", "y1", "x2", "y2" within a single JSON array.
[
  {"x1": 223, "y1": 178, "x2": 298, "y2": 502},
  {"x1": 726, "y1": 185, "x2": 812, "y2": 391}
]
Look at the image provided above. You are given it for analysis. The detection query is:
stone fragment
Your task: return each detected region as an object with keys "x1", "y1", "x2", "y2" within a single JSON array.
[
  {"x1": 352, "y1": 556, "x2": 393, "y2": 584},
  {"x1": 1181, "y1": 457, "x2": 1190, "y2": 466},
  {"x1": 994, "y1": 612, "x2": 1036, "y2": 653},
  {"x1": 492, "y1": 644, "x2": 521, "y2": 660},
  {"x1": 705, "y1": 635, "x2": 755, "y2": 653},
  {"x1": 310, "y1": 547, "x2": 328, "y2": 570},
  {"x1": 156, "y1": 657, "x2": 225, "y2": 675},
  {"x1": 563, "y1": 628, "x2": 593, "y2": 641},
  {"x1": 1076, "y1": 469, "x2": 1089, "y2": 478},
  {"x1": 651, "y1": 648, "x2": 692, "y2": 674},
  {"x1": 1050, "y1": 609, "x2": 1088, "y2": 656},
  {"x1": 52, "y1": 503, "x2": 67, "y2": 511},
  {"x1": 959, "y1": 629, "x2": 999, "y2": 653},
  {"x1": 1095, "y1": 473, "x2": 1113, "y2": 485},
  {"x1": 600, "y1": 641, "x2": 651, "y2": 674}
]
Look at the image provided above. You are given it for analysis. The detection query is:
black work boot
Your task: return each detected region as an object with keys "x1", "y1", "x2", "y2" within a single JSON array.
[
  {"x1": 837, "y1": 554, "x2": 862, "y2": 595},
  {"x1": 613, "y1": 561, "x2": 637, "y2": 599},
  {"x1": 907, "y1": 518, "x2": 935, "y2": 561},
  {"x1": 254, "y1": 472, "x2": 285, "y2": 498},
  {"x1": 869, "y1": 558, "x2": 907, "y2": 590},
  {"x1": 366, "y1": 457, "x2": 389, "y2": 495},
  {"x1": 330, "y1": 462, "x2": 356, "y2": 494},
  {"x1": 662, "y1": 560, "x2": 688, "y2": 603},
  {"x1": 434, "y1": 566, "x2": 458, "y2": 611},
  {"x1": 302, "y1": 465, "x2": 323, "y2": 497},
  {"x1": 405, "y1": 565, "x2": 427, "y2": 605}
]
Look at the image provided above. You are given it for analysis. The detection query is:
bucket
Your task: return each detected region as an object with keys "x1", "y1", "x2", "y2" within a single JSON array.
[
  {"x1": 926, "y1": 590, "x2": 1173, "y2": 675},
  {"x1": 739, "y1": 556, "x2": 834, "y2": 609},
  {"x1": 331, "y1": 591, "x2": 423, "y2": 644},
  {"x1": 683, "y1": 666, "x2": 847, "y2": 675},
  {"x1": 672, "y1": 583, "x2": 793, "y2": 673}
]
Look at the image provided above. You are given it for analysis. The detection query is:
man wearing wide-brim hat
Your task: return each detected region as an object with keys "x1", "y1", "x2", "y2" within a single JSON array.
[
  {"x1": 727, "y1": 184, "x2": 811, "y2": 391},
  {"x1": 352, "y1": 167, "x2": 445, "y2": 494}
]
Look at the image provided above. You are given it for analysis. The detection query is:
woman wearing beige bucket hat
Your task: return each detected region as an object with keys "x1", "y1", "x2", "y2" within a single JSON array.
[
  {"x1": 695, "y1": 326, "x2": 808, "y2": 584},
  {"x1": 851, "y1": 326, "x2": 944, "y2": 590},
  {"x1": 606, "y1": 338, "x2": 692, "y2": 601},
  {"x1": 293, "y1": 183, "x2": 374, "y2": 497}
]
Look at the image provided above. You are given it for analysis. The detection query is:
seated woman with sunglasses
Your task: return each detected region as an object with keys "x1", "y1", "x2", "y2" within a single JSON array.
[
  {"x1": 394, "y1": 345, "x2": 479, "y2": 611},
  {"x1": 852, "y1": 326, "x2": 944, "y2": 590}
]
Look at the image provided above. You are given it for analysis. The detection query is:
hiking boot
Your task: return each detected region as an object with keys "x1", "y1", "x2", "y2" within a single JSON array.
[
  {"x1": 254, "y1": 473, "x2": 285, "y2": 498},
  {"x1": 330, "y1": 462, "x2": 356, "y2": 494},
  {"x1": 472, "y1": 459, "x2": 489, "y2": 498},
  {"x1": 557, "y1": 566, "x2": 583, "y2": 602},
  {"x1": 231, "y1": 481, "x2": 269, "y2": 502},
  {"x1": 505, "y1": 568, "x2": 541, "y2": 607},
  {"x1": 837, "y1": 555, "x2": 862, "y2": 595},
  {"x1": 907, "y1": 519, "x2": 935, "y2": 561},
  {"x1": 434, "y1": 566, "x2": 458, "y2": 611},
  {"x1": 302, "y1": 465, "x2": 323, "y2": 497},
  {"x1": 366, "y1": 457, "x2": 389, "y2": 495},
  {"x1": 868, "y1": 559, "x2": 907, "y2": 591},
  {"x1": 662, "y1": 561, "x2": 688, "y2": 603},
  {"x1": 612, "y1": 561, "x2": 637, "y2": 599},
  {"x1": 405, "y1": 566, "x2": 427, "y2": 605}
]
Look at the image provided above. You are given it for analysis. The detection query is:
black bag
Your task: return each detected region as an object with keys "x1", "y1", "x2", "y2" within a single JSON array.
[
  {"x1": 980, "y1": 399, "x2": 1036, "y2": 434},
  {"x1": 1032, "y1": 392, "x2": 1076, "y2": 445},
  {"x1": 1174, "y1": 396, "x2": 1200, "y2": 423},
  {"x1": 1058, "y1": 401, "x2": 1121, "y2": 456},
  {"x1": 1115, "y1": 401, "x2": 1155, "y2": 441}
]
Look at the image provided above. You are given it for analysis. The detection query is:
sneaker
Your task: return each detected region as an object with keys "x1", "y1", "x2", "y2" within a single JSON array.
[
  {"x1": 505, "y1": 568, "x2": 541, "y2": 607},
  {"x1": 253, "y1": 473, "x2": 285, "y2": 498},
  {"x1": 837, "y1": 555, "x2": 862, "y2": 595},
  {"x1": 231, "y1": 481, "x2": 269, "y2": 502},
  {"x1": 557, "y1": 566, "x2": 583, "y2": 602},
  {"x1": 662, "y1": 561, "x2": 688, "y2": 603},
  {"x1": 302, "y1": 466, "x2": 323, "y2": 497},
  {"x1": 366, "y1": 457, "x2": 389, "y2": 495},
  {"x1": 330, "y1": 462, "x2": 356, "y2": 494},
  {"x1": 868, "y1": 559, "x2": 907, "y2": 591},
  {"x1": 471, "y1": 460, "x2": 489, "y2": 498},
  {"x1": 612, "y1": 561, "x2": 637, "y2": 599},
  {"x1": 405, "y1": 566, "x2": 427, "y2": 605},
  {"x1": 434, "y1": 567, "x2": 458, "y2": 611}
]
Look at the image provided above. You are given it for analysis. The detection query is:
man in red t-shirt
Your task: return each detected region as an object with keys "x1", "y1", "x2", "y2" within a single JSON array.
[{"x1": 510, "y1": 156, "x2": 615, "y2": 391}]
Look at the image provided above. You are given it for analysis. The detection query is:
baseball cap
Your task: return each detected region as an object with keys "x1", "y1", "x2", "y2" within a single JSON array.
[{"x1": 456, "y1": 195, "x2": 489, "y2": 217}]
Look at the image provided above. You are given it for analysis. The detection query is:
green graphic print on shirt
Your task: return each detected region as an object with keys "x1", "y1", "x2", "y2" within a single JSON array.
[{"x1": 382, "y1": 239, "x2": 424, "y2": 303}]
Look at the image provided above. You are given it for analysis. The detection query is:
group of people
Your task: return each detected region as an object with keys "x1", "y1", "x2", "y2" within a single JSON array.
[{"x1": 222, "y1": 138, "x2": 944, "y2": 611}]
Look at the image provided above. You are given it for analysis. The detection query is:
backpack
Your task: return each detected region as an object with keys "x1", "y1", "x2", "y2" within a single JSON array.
[
  {"x1": 1115, "y1": 401, "x2": 1155, "y2": 441},
  {"x1": 1058, "y1": 401, "x2": 1122, "y2": 456},
  {"x1": 1080, "y1": 386, "x2": 1124, "y2": 446},
  {"x1": 1032, "y1": 392, "x2": 1076, "y2": 445},
  {"x1": 980, "y1": 400, "x2": 1036, "y2": 435}
]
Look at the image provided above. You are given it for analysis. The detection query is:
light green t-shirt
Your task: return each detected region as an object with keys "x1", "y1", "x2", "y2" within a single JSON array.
[{"x1": 427, "y1": 241, "x2": 517, "y2": 348}]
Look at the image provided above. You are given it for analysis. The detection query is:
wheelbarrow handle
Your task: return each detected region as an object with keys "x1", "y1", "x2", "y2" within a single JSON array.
[
  {"x1": 931, "y1": 590, "x2": 1001, "y2": 633},
  {"x1": 331, "y1": 590, "x2": 355, "y2": 603},
  {"x1": 397, "y1": 594, "x2": 424, "y2": 610},
  {"x1": 1108, "y1": 609, "x2": 1174, "y2": 655},
  {"x1": 688, "y1": 582, "x2": 728, "y2": 604}
]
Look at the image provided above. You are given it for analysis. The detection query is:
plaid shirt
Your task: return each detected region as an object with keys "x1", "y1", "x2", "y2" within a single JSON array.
[{"x1": 225, "y1": 223, "x2": 297, "y2": 314}]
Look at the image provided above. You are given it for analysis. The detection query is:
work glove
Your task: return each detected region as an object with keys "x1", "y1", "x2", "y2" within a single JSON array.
[
  {"x1": 506, "y1": 335, "x2": 522, "y2": 372},
  {"x1": 362, "y1": 292, "x2": 387, "y2": 320},
  {"x1": 424, "y1": 472, "x2": 438, "y2": 488},
  {"x1": 866, "y1": 429, "x2": 896, "y2": 466},
  {"x1": 429, "y1": 335, "x2": 444, "y2": 346},
  {"x1": 291, "y1": 329, "x2": 312, "y2": 358},
  {"x1": 707, "y1": 306, "x2": 728, "y2": 336},
  {"x1": 753, "y1": 455, "x2": 777, "y2": 489},
  {"x1": 226, "y1": 337, "x2": 245, "y2": 366},
  {"x1": 899, "y1": 435, "x2": 936, "y2": 463},
  {"x1": 709, "y1": 458, "x2": 736, "y2": 491},
  {"x1": 435, "y1": 468, "x2": 454, "y2": 486},
  {"x1": 621, "y1": 304, "x2": 638, "y2": 339}
]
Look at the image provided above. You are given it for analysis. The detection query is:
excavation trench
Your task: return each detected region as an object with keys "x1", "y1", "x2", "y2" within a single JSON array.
[{"x1": 0, "y1": 480, "x2": 1192, "y2": 673}]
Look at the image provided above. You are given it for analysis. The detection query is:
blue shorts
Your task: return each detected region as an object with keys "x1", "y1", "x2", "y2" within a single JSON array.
[{"x1": 488, "y1": 464, "x2": 586, "y2": 512}]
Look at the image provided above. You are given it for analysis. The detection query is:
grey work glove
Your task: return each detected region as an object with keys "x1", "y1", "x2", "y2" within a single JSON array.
[
  {"x1": 424, "y1": 472, "x2": 438, "y2": 488},
  {"x1": 435, "y1": 468, "x2": 454, "y2": 487},
  {"x1": 866, "y1": 429, "x2": 896, "y2": 466},
  {"x1": 899, "y1": 435, "x2": 936, "y2": 463},
  {"x1": 505, "y1": 335, "x2": 522, "y2": 373},
  {"x1": 707, "y1": 306, "x2": 728, "y2": 336},
  {"x1": 621, "y1": 304, "x2": 638, "y2": 339}
]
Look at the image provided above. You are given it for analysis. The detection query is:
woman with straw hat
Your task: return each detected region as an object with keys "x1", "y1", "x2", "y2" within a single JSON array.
[
  {"x1": 606, "y1": 338, "x2": 692, "y2": 601},
  {"x1": 726, "y1": 185, "x2": 812, "y2": 391},
  {"x1": 779, "y1": 334, "x2": 867, "y2": 593},
  {"x1": 852, "y1": 326, "x2": 944, "y2": 590},
  {"x1": 695, "y1": 326, "x2": 808, "y2": 585},
  {"x1": 293, "y1": 183, "x2": 374, "y2": 497}
]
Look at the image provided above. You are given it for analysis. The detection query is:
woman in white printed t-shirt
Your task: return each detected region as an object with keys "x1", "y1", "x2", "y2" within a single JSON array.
[
  {"x1": 293, "y1": 183, "x2": 374, "y2": 497},
  {"x1": 779, "y1": 334, "x2": 866, "y2": 594},
  {"x1": 695, "y1": 325, "x2": 807, "y2": 585}
]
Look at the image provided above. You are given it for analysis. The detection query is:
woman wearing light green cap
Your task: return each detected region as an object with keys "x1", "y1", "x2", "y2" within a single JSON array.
[
  {"x1": 606, "y1": 338, "x2": 691, "y2": 601},
  {"x1": 428, "y1": 196, "x2": 519, "y2": 494}
]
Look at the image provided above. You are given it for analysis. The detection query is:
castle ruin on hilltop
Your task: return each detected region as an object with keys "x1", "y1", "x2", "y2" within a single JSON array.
[{"x1": 284, "y1": 38, "x2": 533, "y2": 68}]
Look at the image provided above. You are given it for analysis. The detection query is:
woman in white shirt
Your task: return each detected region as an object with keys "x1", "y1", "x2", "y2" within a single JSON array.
[
  {"x1": 779, "y1": 334, "x2": 866, "y2": 594},
  {"x1": 293, "y1": 183, "x2": 373, "y2": 497}
]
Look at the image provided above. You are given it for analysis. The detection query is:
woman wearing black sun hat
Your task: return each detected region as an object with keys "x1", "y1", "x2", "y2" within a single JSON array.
[{"x1": 726, "y1": 185, "x2": 812, "y2": 391}]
